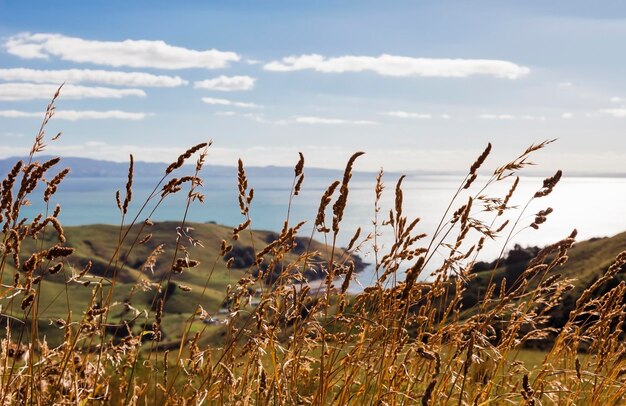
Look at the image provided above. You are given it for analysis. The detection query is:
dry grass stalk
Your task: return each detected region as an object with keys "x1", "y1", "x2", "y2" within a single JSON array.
[
  {"x1": 165, "y1": 142, "x2": 209, "y2": 175},
  {"x1": 0, "y1": 92, "x2": 624, "y2": 405}
]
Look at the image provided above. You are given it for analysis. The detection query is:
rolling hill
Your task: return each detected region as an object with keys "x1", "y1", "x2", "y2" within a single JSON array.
[
  {"x1": 1, "y1": 221, "x2": 365, "y2": 345},
  {"x1": 463, "y1": 230, "x2": 626, "y2": 332},
  {"x1": 2, "y1": 219, "x2": 624, "y2": 347}
]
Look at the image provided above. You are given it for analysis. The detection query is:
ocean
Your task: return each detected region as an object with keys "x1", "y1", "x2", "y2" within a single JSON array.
[{"x1": 19, "y1": 171, "x2": 626, "y2": 291}]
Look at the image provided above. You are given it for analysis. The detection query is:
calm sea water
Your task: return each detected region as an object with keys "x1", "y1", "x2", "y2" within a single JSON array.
[{"x1": 20, "y1": 173, "x2": 626, "y2": 290}]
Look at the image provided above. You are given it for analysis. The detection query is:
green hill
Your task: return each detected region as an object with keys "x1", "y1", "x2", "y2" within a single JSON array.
[
  {"x1": 1, "y1": 221, "x2": 363, "y2": 345},
  {"x1": 4, "y1": 220, "x2": 624, "y2": 348},
  {"x1": 463, "y1": 230, "x2": 626, "y2": 331}
]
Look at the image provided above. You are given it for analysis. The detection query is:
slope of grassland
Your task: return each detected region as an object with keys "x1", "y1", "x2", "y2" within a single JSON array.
[
  {"x1": 2, "y1": 221, "x2": 363, "y2": 345},
  {"x1": 465, "y1": 230, "x2": 626, "y2": 328},
  {"x1": 4, "y1": 220, "x2": 624, "y2": 348}
]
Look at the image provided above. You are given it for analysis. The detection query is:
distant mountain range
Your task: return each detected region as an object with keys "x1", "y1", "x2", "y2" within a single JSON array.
[
  {"x1": 0, "y1": 156, "x2": 624, "y2": 179},
  {"x1": 0, "y1": 155, "x2": 381, "y2": 179}
]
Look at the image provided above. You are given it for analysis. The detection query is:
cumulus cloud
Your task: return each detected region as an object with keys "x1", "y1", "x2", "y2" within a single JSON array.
[
  {"x1": 264, "y1": 54, "x2": 529, "y2": 79},
  {"x1": 384, "y1": 111, "x2": 431, "y2": 119},
  {"x1": 5, "y1": 32, "x2": 239, "y2": 69},
  {"x1": 0, "y1": 68, "x2": 187, "y2": 87},
  {"x1": 598, "y1": 108, "x2": 626, "y2": 117},
  {"x1": 0, "y1": 109, "x2": 151, "y2": 121},
  {"x1": 214, "y1": 111, "x2": 289, "y2": 125},
  {"x1": 201, "y1": 97, "x2": 261, "y2": 109},
  {"x1": 194, "y1": 75, "x2": 256, "y2": 91},
  {"x1": 477, "y1": 114, "x2": 514, "y2": 120},
  {"x1": 0, "y1": 143, "x2": 177, "y2": 163},
  {"x1": 0, "y1": 83, "x2": 145, "y2": 101},
  {"x1": 242, "y1": 113, "x2": 289, "y2": 126},
  {"x1": 478, "y1": 114, "x2": 545, "y2": 121},
  {"x1": 295, "y1": 116, "x2": 378, "y2": 125}
]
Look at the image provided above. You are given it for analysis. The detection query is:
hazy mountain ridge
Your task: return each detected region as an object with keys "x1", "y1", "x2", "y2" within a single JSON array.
[
  {"x1": 1, "y1": 156, "x2": 623, "y2": 179},
  {"x1": 0, "y1": 156, "x2": 385, "y2": 179}
]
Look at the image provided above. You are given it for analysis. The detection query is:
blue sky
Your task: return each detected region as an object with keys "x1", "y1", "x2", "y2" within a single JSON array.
[{"x1": 1, "y1": 1, "x2": 625, "y2": 173}]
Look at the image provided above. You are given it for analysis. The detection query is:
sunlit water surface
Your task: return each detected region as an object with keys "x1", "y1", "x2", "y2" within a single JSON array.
[{"x1": 21, "y1": 173, "x2": 626, "y2": 292}]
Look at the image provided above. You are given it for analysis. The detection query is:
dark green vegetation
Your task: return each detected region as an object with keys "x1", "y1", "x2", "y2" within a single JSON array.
[{"x1": 465, "y1": 231, "x2": 626, "y2": 333}]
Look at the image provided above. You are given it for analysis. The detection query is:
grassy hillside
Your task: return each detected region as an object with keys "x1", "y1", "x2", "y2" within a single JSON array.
[
  {"x1": 459, "y1": 230, "x2": 626, "y2": 332},
  {"x1": 3, "y1": 221, "x2": 362, "y2": 346},
  {"x1": 6, "y1": 221, "x2": 624, "y2": 348}
]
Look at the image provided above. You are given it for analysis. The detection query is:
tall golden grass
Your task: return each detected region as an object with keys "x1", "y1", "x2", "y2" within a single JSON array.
[{"x1": 0, "y1": 89, "x2": 625, "y2": 404}]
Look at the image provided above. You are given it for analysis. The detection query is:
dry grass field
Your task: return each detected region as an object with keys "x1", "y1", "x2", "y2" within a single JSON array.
[{"x1": 1, "y1": 89, "x2": 625, "y2": 405}]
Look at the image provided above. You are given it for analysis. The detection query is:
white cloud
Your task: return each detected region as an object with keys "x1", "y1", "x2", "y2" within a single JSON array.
[
  {"x1": 214, "y1": 111, "x2": 289, "y2": 125},
  {"x1": 201, "y1": 97, "x2": 261, "y2": 109},
  {"x1": 0, "y1": 68, "x2": 187, "y2": 87},
  {"x1": 478, "y1": 114, "x2": 545, "y2": 121},
  {"x1": 598, "y1": 108, "x2": 626, "y2": 117},
  {"x1": 0, "y1": 109, "x2": 151, "y2": 121},
  {"x1": 477, "y1": 114, "x2": 515, "y2": 120},
  {"x1": 0, "y1": 110, "x2": 44, "y2": 118},
  {"x1": 5, "y1": 32, "x2": 239, "y2": 69},
  {"x1": 242, "y1": 113, "x2": 288, "y2": 126},
  {"x1": 558, "y1": 82, "x2": 573, "y2": 88},
  {"x1": 0, "y1": 143, "x2": 178, "y2": 163},
  {"x1": 295, "y1": 116, "x2": 378, "y2": 125},
  {"x1": 264, "y1": 54, "x2": 529, "y2": 79},
  {"x1": 384, "y1": 111, "x2": 431, "y2": 119},
  {"x1": 440, "y1": 114, "x2": 451, "y2": 119},
  {"x1": 561, "y1": 112, "x2": 573, "y2": 119},
  {"x1": 194, "y1": 75, "x2": 256, "y2": 91},
  {"x1": 611, "y1": 96, "x2": 622, "y2": 103},
  {"x1": 0, "y1": 83, "x2": 145, "y2": 101},
  {"x1": 520, "y1": 115, "x2": 545, "y2": 120}
]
